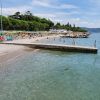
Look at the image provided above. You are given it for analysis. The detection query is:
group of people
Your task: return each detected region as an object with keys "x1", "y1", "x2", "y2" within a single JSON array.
[
  {"x1": 0, "y1": 34, "x2": 13, "y2": 42},
  {"x1": 0, "y1": 31, "x2": 44, "y2": 42}
]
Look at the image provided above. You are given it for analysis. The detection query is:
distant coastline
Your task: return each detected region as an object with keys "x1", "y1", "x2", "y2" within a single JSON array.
[{"x1": 83, "y1": 28, "x2": 100, "y2": 33}]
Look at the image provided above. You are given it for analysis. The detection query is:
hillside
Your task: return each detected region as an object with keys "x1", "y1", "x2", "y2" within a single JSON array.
[
  {"x1": 0, "y1": 11, "x2": 87, "y2": 32},
  {"x1": 84, "y1": 28, "x2": 100, "y2": 33}
]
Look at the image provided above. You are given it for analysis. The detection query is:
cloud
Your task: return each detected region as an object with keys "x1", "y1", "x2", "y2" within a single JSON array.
[
  {"x1": 32, "y1": 0, "x2": 50, "y2": 8},
  {"x1": 58, "y1": 4, "x2": 77, "y2": 9},
  {"x1": 60, "y1": 18, "x2": 100, "y2": 28},
  {"x1": 55, "y1": 11, "x2": 79, "y2": 16},
  {"x1": 34, "y1": 11, "x2": 80, "y2": 21},
  {"x1": 34, "y1": 12, "x2": 100, "y2": 28},
  {"x1": 85, "y1": 12, "x2": 100, "y2": 16},
  {"x1": 34, "y1": 13, "x2": 56, "y2": 18},
  {"x1": 2, "y1": 6, "x2": 32, "y2": 15},
  {"x1": 33, "y1": 12, "x2": 86, "y2": 27},
  {"x1": 89, "y1": 0, "x2": 100, "y2": 5},
  {"x1": 32, "y1": 0, "x2": 77, "y2": 9}
]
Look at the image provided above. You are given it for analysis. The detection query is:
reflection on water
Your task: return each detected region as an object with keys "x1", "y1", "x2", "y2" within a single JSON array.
[{"x1": 0, "y1": 33, "x2": 100, "y2": 100}]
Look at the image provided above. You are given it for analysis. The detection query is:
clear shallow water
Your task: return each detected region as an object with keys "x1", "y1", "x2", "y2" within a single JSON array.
[
  {"x1": 0, "y1": 33, "x2": 100, "y2": 100},
  {"x1": 35, "y1": 33, "x2": 100, "y2": 48}
]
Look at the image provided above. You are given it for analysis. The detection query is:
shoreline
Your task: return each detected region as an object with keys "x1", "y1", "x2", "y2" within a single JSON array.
[
  {"x1": 0, "y1": 34, "x2": 60, "y2": 63},
  {"x1": 4, "y1": 34, "x2": 60, "y2": 43}
]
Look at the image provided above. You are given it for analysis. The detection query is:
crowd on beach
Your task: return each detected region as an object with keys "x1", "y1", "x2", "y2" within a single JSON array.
[
  {"x1": 0, "y1": 30, "x2": 90, "y2": 42},
  {"x1": 0, "y1": 31, "x2": 49, "y2": 42}
]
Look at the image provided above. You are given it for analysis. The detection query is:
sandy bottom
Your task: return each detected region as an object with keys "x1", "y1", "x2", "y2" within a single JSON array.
[{"x1": 0, "y1": 44, "x2": 36, "y2": 64}]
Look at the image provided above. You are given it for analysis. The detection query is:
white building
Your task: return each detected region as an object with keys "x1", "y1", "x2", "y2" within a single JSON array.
[{"x1": 49, "y1": 29, "x2": 68, "y2": 34}]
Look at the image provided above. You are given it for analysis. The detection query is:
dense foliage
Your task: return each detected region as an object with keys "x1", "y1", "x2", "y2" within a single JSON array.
[
  {"x1": 0, "y1": 11, "x2": 87, "y2": 32},
  {"x1": 54, "y1": 23, "x2": 87, "y2": 32}
]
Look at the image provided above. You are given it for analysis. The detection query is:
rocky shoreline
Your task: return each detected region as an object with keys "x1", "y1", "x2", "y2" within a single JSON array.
[{"x1": 60, "y1": 32, "x2": 90, "y2": 38}]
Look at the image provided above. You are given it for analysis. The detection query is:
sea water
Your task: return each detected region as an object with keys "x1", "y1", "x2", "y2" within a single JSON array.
[{"x1": 0, "y1": 33, "x2": 100, "y2": 100}]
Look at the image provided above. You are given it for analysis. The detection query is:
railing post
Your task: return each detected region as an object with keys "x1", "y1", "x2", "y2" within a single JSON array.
[{"x1": 94, "y1": 40, "x2": 96, "y2": 48}]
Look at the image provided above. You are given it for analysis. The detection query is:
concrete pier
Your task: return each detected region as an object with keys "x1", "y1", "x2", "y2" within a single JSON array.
[{"x1": 0, "y1": 42, "x2": 98, "y2": 53}]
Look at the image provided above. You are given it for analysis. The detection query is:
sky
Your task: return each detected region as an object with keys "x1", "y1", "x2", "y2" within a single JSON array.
[{"x1": 1, "y1": 0, "x2": 100, "y2": 28}]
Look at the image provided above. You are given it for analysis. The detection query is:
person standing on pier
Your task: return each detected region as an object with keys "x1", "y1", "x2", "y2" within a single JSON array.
[{"x1": 72, "y1": 38, "x2": 76, "y2": 45}]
